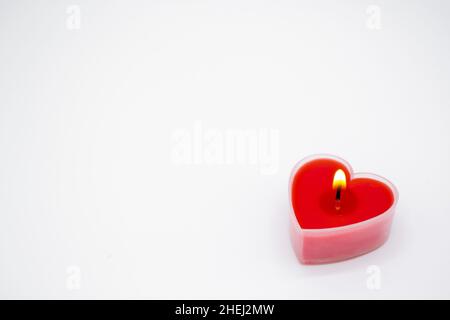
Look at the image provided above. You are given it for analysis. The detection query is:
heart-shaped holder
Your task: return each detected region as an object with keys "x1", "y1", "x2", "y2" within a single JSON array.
[{"x1": 289, "y1": 154, "x2": 399, "y2": 264}]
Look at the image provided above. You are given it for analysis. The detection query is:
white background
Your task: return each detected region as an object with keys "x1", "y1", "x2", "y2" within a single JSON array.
[{"x1": 1, "y1": 0, "x2": 450, "y2": 299}]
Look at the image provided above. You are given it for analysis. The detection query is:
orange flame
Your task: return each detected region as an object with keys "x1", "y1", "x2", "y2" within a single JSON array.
[{"x1": 332, "y1": 169, "x2": 347, "y2": 191}]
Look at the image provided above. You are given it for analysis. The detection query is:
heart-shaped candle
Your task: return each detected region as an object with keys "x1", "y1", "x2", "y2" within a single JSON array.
[{"x1": 289, "y1": 155, "x2": 398, "y2": 264}]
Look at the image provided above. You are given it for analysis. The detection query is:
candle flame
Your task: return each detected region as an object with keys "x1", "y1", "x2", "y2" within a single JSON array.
[{"x1": 332, "y1": 169, "x2": 347, "y2": 190}]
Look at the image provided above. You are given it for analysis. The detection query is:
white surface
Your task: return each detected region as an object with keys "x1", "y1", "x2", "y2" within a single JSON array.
[{"x1": 1, "y1": 0, "x2": 450, "y2": 299}]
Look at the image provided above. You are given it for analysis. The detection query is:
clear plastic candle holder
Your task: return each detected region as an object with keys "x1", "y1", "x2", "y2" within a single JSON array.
[{"x1": 289, "y1": 154, "x2": 399, "y2": 264}]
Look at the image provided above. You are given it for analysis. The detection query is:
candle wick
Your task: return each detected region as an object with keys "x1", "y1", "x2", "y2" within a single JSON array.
[{"x1": 335, "y1": 186, "x2": 342, "y2": 211}]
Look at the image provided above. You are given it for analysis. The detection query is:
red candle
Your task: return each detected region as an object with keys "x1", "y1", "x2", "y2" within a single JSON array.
[{"x1": 289, "y1": 155, "x2": 398, "y2": 264}]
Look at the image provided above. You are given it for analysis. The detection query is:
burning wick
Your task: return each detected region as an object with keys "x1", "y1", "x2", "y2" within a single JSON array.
[{"x1": 332, "y1": 169, "x2": 347, "y2": 211}]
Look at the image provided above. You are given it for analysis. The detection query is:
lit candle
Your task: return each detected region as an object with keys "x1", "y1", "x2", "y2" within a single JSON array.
[
  {"x1": 289, "y1": 154, "x2": 398, "y2": 264},
  {"x1": 332, "y1": 169, "x2": 346, "y2": 211}
]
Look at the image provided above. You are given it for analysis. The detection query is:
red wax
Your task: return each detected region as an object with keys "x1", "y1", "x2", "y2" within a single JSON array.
[
  {"x1": 291, "y1": 159, "x2": 394, "y2": 229},
  {"x1": 289, "y1": 155, "x2": 398, "y2": 264}
]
